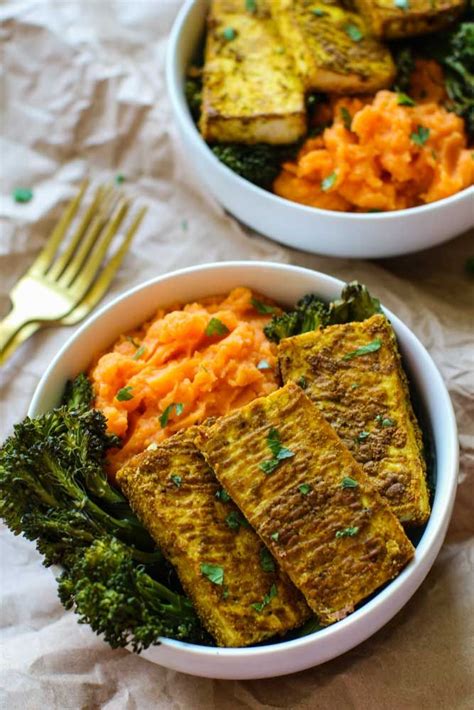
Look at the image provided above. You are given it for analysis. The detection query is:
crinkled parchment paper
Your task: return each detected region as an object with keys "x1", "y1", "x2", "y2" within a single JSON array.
[{"x1": 1, "y1": 2, "x2": 473, "y2": 708}]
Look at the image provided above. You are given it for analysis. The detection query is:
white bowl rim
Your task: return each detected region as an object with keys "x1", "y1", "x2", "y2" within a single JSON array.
[
  {"x1": 28, "y1": 261, "x2": 459, "y2": 666},
  {"x1": 166, "y1": 0, "x2": 474, "y2": 222}
]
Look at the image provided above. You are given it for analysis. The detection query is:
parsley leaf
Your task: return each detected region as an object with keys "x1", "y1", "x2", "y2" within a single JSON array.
[
  {"x1": 222, "y1": 27, "x2": 236, "y2": 41},
  {"x1": 341, "y1": 477, "x2": 359, "y2": 489},
  {"x1": 205, "y1": 317, "x2": 230, "y2": 337},
  {"x1": 257, "y1": 359, "x2": 271, "y2": 370},
  {"x1": 397, "y1": 92, "x2": 416, "y2": 106},
  {"x1": 115, "y1": 174, "x2": 125, "y2": 184},
  {"x1": 132, "y1": 345, "x2": 146, "y2": 360},
  {"x1": 170, "y1": 475, "x2": 182, "y2": 488},
  {"x1": 312, "y1": 8, "x2": 326, "y2": 16},
  {"x1": 270, "y1": 532, "x2": 279, "y2": 542},
  {"x1": 259, "y1": 459, "x2": 280, "y2": 475},
  {"x1": 13, "y1": 187, "x2": 33, "y2": 203},
  {"x1": 225, "y1": 510, "x2": 249, "y2": 531},
  {"x1": 251, "y1": 583, "x2": 278, "y2": 612},
  {"x1": 321, "y1": 172, "x2": 337, "y2": 191},
  {"x1": 260, "y1": 547, "x2": 276, "y2": 572},
  {"x1": 159, "y1": 402, "x2": 184, "y2": 428},
  {"x1": 342, "y1": 338, "x2": 382, "y2": 360},
  {"x1": 335, "y1": 526, "x2": 359, "y2": 538},
  {"x1": 215, "y1": 488, "x2": 231, "y2": 503},
  {"x1": 345, "y1": 24, "x2": 363, "y2": 42},
  {"x1": 116, "y1": 386, "x2": 134, "y2": 401},
  {"x1": 375, "y1": 415, "x2": 395, "y2": 427},
  {"x1": 340, "y1": 107, "x2": 352, "y2": 130},
  {"x1": 251, "y1": 297, "x2": 276, "y2": 314},
  {"x1": 297, "y1": 375, "x2": 307, "y2": 389},
  {"x1": 245, "y1": 0, "x2": 257, "y2": 12},
  {"x1": 357, "y1": 431, "x2": 370, "y2": 442},
  {"x1": 200, "y1": 563, "x2": 224, "y2": 585},
  {"x1": 411, "y1": 125, "x2": 430, "y2": 147},
  {"x1": 298, "y1": 483, "x2": 312, "y2": 495},
  {"x1": 394, "y1": 0, "x2": 409, "y2": 9}
]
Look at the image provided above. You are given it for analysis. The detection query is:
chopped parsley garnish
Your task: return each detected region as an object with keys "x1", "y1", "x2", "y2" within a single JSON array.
[
  {"x1": 132, "y1": 345, "x2": 146, "y2": 360},
  {"x1": 251, "y1": 297, "x2": 276, "y2": 314},
  {"x1": 340, "y1": 107, "x2": 352, "y2": 130},
  {"x1": 394, "y1": 0, "x2": 409, "y2": 9},
  {"x1": 116, "y1": 386, "x2": 134, "y2": 401},
  {"x1": 260, "y1": 547, "x2": 276, "y2": 572},
  {"x1": 170, "y1": 475, "x2": 182, "y2": 488},
  {"x1": 342, "y1": 338, "x2": 381, "y2": 360},
  {"x1": 259, "y1": 459, "x2": 280, "y2": 475},
  {"x1": 351, "y1": 383, "x2": 360, "y2": 389},
  {"x1": 411, "y1": 125, "x2": 430, "y2": 147},
  {"x1": 270, "y1": 532, "x2": 279, "y2": 542},
  {"x1": 13, "y1": 187, "x2": 33, "y2": 203},
  {"x1": 181, "y1": 219, "x2": 188, "y2": 231},
  {"x1": 298, "y1": 483, "x2": 312, "y2": 496},
  {"x1": 335, "y1": 526, "x2": 359, "y2": 538},
  {"x1": 200, "y1": 563, "x2": 224, "y2": 585},
  {"x1": 341, "y1": 477, "x2": 359, "y2": 489},
  {"x1": 345, "y1": 24, "x2": 363, "y2": 42},
  {"x1": 222, "y1": 586, "x2": 230, "y2": 600},
  {"x1": 225, "y1": 510, "x2": 249, "y2": 531},
  {"x1": 215, "y1": 488, "x2": 231, "y2": 503},
  {"x1": 205, "y1": 317, "x2": 230, "y2": 337},
  {"x1": 297, "y1": 375, "x2": 307, "y2": 389},
  {"x1": 115, "y1": 174, "x2": 125, "y2": 184},
  {"x1": 312, "y1": 8, "x2": 326, "y2": 16},
  {"x1": 357, "y1": 431, "x2": 370, "y2": 442},
  {"x1": 245, "y1": 0, "x2": 257, "y2": 12},
  {"x1": 257, "y1": 359, "x2": 272, "y2": 370},
  {"x1": 126, "y1": 335, "x2": 140, "y2": 348},
  {"x1": 321, "y1": 171, "x2": 337, "y2": 191},
  {"x1": 222, "y1": 26, "x2": 236, "y2": 41},
  {"x1": 397, "y1": 92, "x2": 416, "y2": 106},
  {"x1": 251, "y1": 583, "x2": 277, "y2": 612},
  {"x1": 159, "y1": 402, "x2": 184, "y2": 428},
  {"x1": 376, "y1": 414, "x2": 395, "y2": 427}
]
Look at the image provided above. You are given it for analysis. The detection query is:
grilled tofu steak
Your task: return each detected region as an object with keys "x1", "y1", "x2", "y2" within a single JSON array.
[
  {"x1": 278, "y1": 314, "x2": 430, "y2": 526},
  {"x1": 195, "y1": 383, "x2": 414, "y2": 626},
  {"x1": 116, "y1": 428, "x2": 310, "y2": 647},
  {"x1": 271, "y1": 0, "x2": 395, "y2": 94},
  {"x1": 354, "y1": 0, "x2": 466, "y2": 39},
  {"x1": 200, "y1": 0, "x2": 307, "y2": 144}
]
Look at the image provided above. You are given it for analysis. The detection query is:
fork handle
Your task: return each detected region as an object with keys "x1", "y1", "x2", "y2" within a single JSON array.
[{"x1": 0, "y1": 310, "x2": 34, "y2": 357}]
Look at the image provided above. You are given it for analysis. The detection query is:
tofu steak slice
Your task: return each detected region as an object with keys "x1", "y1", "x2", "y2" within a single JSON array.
[
  {"x1": 116, "y1": 427, "x2": 310, "y2": 647},
  {"x1": 354, "y1": 0, "x2": 466, "y2": 39},
  {"x1": 200, "y1": 0, "x2": 306, "y2": 144},
  {"x1": 271, "y1": 0, "x2": 395, "y2": 94},
  {"x1": 278, "y1": 314, "x2": 430, "y2": 525},
  {"x1": 195, "y1": 383, "x2": 414, "y2": 626}
]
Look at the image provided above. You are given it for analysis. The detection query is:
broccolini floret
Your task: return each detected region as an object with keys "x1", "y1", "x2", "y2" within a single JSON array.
[
  {"x1": 211, "y1": 143, "x2": 298, "y2": 190},
  {"x1": 58, "y1": 537, "x2": 206, "y2": 651}
]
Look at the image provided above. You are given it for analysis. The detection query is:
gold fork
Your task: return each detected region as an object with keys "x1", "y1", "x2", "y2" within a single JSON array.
[{"x1": 0, "y1": 181, "x2": 147, "y2": 366}]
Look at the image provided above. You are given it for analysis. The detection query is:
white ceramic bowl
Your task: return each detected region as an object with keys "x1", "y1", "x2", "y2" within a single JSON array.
[
  {"x1": 29, "y1": 262, "x2": 458, "y2": 679},
  {"x1": 166, "y1": 0, "x2": 474, "y2": 259}
]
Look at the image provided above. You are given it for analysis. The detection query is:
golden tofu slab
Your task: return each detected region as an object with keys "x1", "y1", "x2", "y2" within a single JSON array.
[
  {"x1": 195, "y1": 383, "x2": 414, "y2": 626},
  {"x1": 200, "y1": 0, "x2": 306, "y2": 144},
  {"x1": 354, "y1": 0, "x2": 466, "y2": 39},
  {"x1": 271, "y1": 0, "x2": 395, "y2": 94},
  {"x1": 116, "y1": 428, "x2": 310, "y2": 647},
  {"x1": 278, "y1": 314, "x2": 430, "y2": 525}
]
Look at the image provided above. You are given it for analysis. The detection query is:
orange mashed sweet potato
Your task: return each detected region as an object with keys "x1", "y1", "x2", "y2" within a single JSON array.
[
  {"x1": 274, "y1": 60, "x2": 473, "y2": 212},
  {"x1": 89, "y1": 287, "x2": 279, "y2": 476}
]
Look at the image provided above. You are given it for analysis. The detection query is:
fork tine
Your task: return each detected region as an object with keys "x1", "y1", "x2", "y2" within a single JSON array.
[
  {"x1": 28, "y1": 179, "x2": 89, "y2": 276},
  {"x1": 61, "y1": 205, "x2": 148, "y2": 324},
  {"x1": 46, "y1": 184, "x2": 109, "y2": 281},
  {"x1": 67, "y1": 198, "x2": 130, "y2": 297},
  {"x1": 57, "y1": 187, "x2": 118, "y2": 288}
]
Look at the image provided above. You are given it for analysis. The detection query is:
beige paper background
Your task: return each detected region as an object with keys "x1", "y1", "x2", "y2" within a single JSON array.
[{"x1": 1, "y1": 1, "x2": 473, "y2": 707}]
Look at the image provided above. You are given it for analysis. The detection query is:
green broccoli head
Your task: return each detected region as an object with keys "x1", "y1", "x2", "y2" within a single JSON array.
[
  {"x1": 62, "y1": 373, "x2": 94, "y2": 411},
  {"x1": 58, "y1": 537, "x2": 206, "y2": 651},
  {"x1": 328, "y1": 282, "x2": 381, "y2": 324},
  {"x1": 211, "y1": 143, "x2": 298, "y2": 190}
]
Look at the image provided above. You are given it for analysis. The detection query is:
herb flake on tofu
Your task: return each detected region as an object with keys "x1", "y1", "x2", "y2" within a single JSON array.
[{"x1": 200, "y1": 563, "x2": 225, "y2": 586}]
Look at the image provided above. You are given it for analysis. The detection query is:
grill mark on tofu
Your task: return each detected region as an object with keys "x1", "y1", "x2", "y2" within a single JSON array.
[
  {"x1": 354, "y1": 0, "x2": 466, "y2": 39},
  {"x1": 195, "y1": 383, "x2": 414, "y2": 625},
  {"x1": 271, "y1": 0, "x2": 395, "y2": 93},
  {"x1": 278, "y1": 314, "x2": 430, "y2": 525},
  {"x1": 200, "y1": 0, "x2": 306, "y2": 144},
  {"x1": 116, "y1": 427, "x2": 310, "y2": 648}
]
